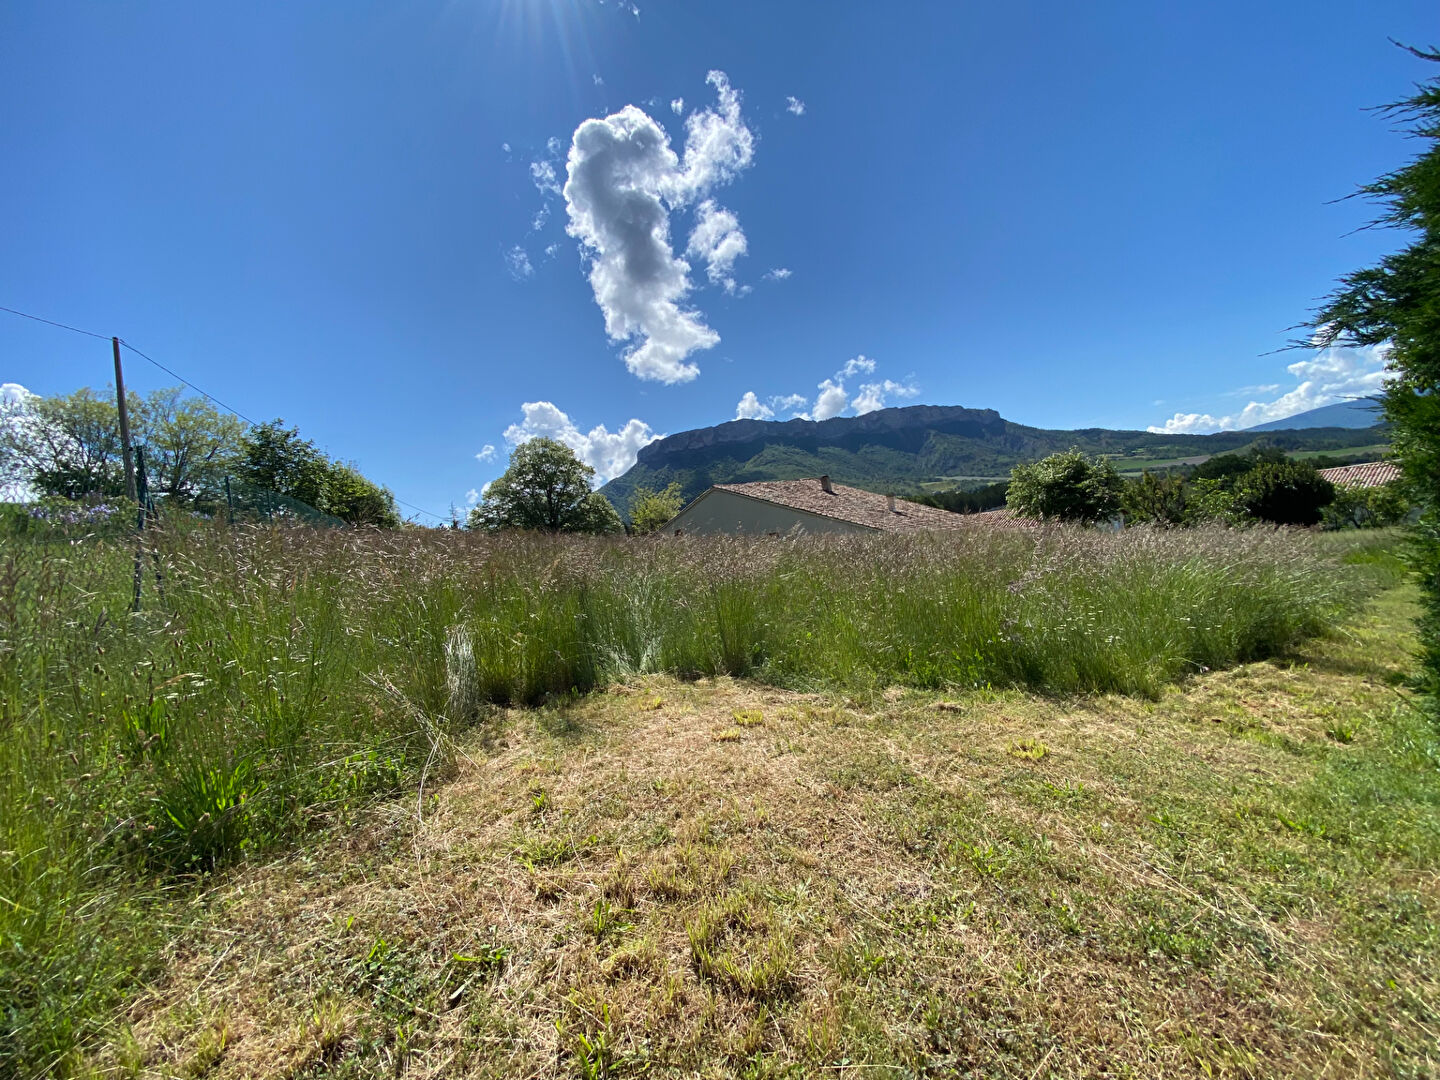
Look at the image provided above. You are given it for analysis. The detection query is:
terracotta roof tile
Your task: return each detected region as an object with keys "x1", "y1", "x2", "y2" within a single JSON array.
[
  {"x1": 1317, "y1": 461, "x2": 1400, "y2": 489},
  {"x1": 710, "y1": 478, "x2": 987, "y2": 531}
]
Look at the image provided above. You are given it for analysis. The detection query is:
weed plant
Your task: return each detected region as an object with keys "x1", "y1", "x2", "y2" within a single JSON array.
[{"x1": 0, "y1": 520, "x2": 1379, "y2": 1073}]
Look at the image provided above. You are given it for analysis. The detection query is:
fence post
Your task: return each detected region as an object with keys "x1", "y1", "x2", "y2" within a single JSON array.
[{"x1": 131, "y1": 446, "x2": 148, "y2": 612}]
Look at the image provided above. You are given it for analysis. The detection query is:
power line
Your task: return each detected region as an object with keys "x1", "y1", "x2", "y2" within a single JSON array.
[
  {"x1": 2, "y1": 302, "x2": 449, "y2": 523},
  {"x1": 0, "y1": 303, "x2": 112, "y2": 341},
  {"x1": 117, "y1": 340, "x2": 261, "y2": 426}
]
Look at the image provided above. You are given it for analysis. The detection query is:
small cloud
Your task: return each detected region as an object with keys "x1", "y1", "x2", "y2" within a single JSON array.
[
  {"x1": 735, "y1": 391, "x2": 774, "y2": 420},
  {"x1": 466, "y1": 488, "x2": 481, "y2": 505},
  {"x1": 501, "y1": 142, "x2": 511, "y2": 153},
  {"x1": 593, "y1": 74, "x2": 605, "y2": 86},
  {"x1": 852, "y1": 379, "x2": 919, "y2": 415},
  {"x1": 544, "y1": 242, "x2": 561, "y2": 258},
  {"x1": 503, "y1": 400, "x2": 662, "y2": 484},
  {"x1": 838, "y1": 355, "x2": 876, "y2": 379},
  {"x1": 763, "y1": 267, "x2": 792, "y2": 281},
  {"x1": 547, "y1": 136, "x2": 562, "y2": 156},
  {"x1": 532, "y1": 206, "x2": 550, "y2": 231},
  {"x1": 670, "y1": 97, "x2": 685, "y2": 115},
  {"x1": 770, "y1": 393, "x2": 809, "y2": 416},
  {"x1": 530, "y1": 159, "x2": 560, "y2": 196},
  {"x1": 505, "y1": 245, "x2": 534, "y2": 280},
  {"x1": 686, "y1": 199, "x2": 748, "y2": 293},
  {"x1": 785, "y1": 96, "x2": 806, "y2": 116},
  {"x1": 476, "y1": 444, "x2": 497, "y2": 463},
  {"x1": 813, "y1": 378, "x2": 848, "y2": 421}
]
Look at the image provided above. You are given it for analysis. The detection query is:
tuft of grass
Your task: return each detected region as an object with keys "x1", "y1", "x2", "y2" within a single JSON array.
[
  {"x1": 1008, "y1": 737, "x2": 1049, "y2": 761},
  {"x1": 732, "y1": 709, "x2": 765, "y2": 726},
  {"x1": 712, "y1": 726, "x2": 743, "y2": 742}
]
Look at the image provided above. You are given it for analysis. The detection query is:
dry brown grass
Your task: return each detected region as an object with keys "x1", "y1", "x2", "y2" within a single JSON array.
[{"x1": 96, "y1": 587, "x2": 1438, "y2": 1079}]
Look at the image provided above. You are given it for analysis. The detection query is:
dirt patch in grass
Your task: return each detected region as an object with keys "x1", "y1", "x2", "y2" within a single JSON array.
[{"x1": 102, "y1": 587, "x2": 1439, "y2": 1079}]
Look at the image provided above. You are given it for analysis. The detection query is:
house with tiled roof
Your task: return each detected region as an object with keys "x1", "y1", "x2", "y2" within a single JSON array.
[
  {"x1": 664, "y1": 476, "x2": 979, "y2": 535},
  {"x1": 1317, "y1": 461, "x2": 1400, "y2": 489}
]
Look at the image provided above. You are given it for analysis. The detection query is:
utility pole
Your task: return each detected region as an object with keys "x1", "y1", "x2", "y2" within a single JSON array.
[{"x1": 113, "y1": 336, "x2": 136, "y2": 502}]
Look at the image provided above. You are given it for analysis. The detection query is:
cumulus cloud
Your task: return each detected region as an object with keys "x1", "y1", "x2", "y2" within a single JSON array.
[
  {"x1": 1147, "y1": 344, "x2": 1391, "y2": 434},
  {"x1": 763, "y1": 267, "x2": 792, "y2": 281},
  {"x1": 734, "y1": 391, "x2": 774, "y2": 421},
  {"x1": 505, "y1": 245, "x2": 534, "y2": 280},
  {"x1": 562, "y1": 70, "x2": 756, "y2": 383},
  {"x1": 785, "y1": 96, "x2": 806, "y2": 116},
  {"x1": 503, "y1": 401, "x2": 662, "y2": 484},
  {"x1": 686, "y1": 199, "x2": 747, "y2": 293},
  {"x1": 475, "y1": 444, "x2": 497, "y2": 463},
  {"x1": 670, "y1": 97, "x2": 684, "y2": 115},
  {"x1": 838, "y1": 355, "x2": 876, "y2": 379},
  {"x1": 812, "y1": 379, "x2": 849, "y2": 422},
  {"x1": 852, "y1": 379, "x2": 919, "y2": 415}
]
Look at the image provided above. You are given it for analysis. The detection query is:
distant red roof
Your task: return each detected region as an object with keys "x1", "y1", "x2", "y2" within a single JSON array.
[{"x1": 1317, "y1": 461, "x2": 1400, "y2": 489}]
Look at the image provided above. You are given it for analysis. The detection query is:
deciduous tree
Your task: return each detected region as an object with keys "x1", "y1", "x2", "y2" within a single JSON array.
[{"x1": 469, "y1": 438, "x2": 622, "y2": 533}]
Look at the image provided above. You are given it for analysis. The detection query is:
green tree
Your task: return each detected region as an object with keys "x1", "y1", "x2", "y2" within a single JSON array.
[
  {"x1": 0, "y1": 386, "x2": 134, "y2": 500},
  {"x1": 235, "y1": 420, "x2": 332, "y2": 510},
  {"x1": 1230, "y1": 462, "x2": 1334, "y2": 526},
  {"x1": 1311, "y1": 45, "x2": 1440, "y2": 690},
  {"x1": 468, "y1": 438, "x2": 622, "y2": 533},
  {"x1": 1006, "y1": 449, "x2": 1124, "y2": 523},
  {"x1": 1122, "y1": 471, "x2": 1188, "y2": 525},
  {"x1": 628, "y1": 481, "x2": 685, "y2": 533},
  {"x1": 324, "y1": 462, "x2": 402, "y2": 528},
  {"x1": 1322, "y1": 481, "x2": 1410, "y2": 530},
  {"x1": 137, "y1": 387, "x2": 246, "y2": 503}
]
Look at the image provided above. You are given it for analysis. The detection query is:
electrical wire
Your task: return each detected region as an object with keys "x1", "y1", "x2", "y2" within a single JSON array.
[{"x1": 1, "y1": 302, "x2": 450, "y2": 523}]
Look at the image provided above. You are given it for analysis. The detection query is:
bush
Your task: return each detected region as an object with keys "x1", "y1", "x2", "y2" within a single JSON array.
[
  {"x1": 1322, "y1": 483, "x2": 1410, "y2": 530},
  {"x1": 1231, "y1": 462, "x2": 1335, "y2": 526},
  {"x1": 1007, "y1": 450, "x2": 1123, "y2": 524},
  {"x1": 1122, "y1": 472, "x2": 1187, "y2": 525}
]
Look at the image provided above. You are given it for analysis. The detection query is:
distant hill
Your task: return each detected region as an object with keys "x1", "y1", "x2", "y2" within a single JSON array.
[
  {"x1": 1245, "y1": 399, "x2": 1383, "y2": 432},
  {"x1": 599, "y1": 404, "x2": 1387, "y2": 513}
]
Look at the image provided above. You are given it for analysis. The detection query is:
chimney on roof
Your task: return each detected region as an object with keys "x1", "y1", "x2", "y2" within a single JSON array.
[
  {"x1": 886, "y1": 494, "x2": 897, "y2": 512},
  {"x1": 820, "y1": 475, "x2": 833, "y2": 494}
]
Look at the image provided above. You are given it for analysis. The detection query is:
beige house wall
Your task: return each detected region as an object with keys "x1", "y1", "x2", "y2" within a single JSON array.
[{"x1": 665, "y1": 488, "x2": 875, "y2": 536}]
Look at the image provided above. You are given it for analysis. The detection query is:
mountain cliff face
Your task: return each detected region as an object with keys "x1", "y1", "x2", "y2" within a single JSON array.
[{"x1": 599, "y1": 404, "x2": 1387, "y2": 513}]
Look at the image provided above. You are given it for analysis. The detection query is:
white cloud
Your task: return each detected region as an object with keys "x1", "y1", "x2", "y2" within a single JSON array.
[
  {"x1": 1147, "y1": 344, "x2": 1391, "y2": 434},
  {"x1": 813, "y1": 378, "x2": 849, "y2": 422},
  {"x1": 503, "y1": 401, "x2": 662, "y2": 484},
  {"x1": 670, "y1": 97, "x2": 684, "y2": 115},
  {"x1": 593, "y1": 74, "x2": 605, "y2": 87},
  {"x1": 785, "y1": 96, "x2": 806, "y2": 116},
  {"x1": 838, "y1": 355, "x2": 876, "y2": 379},
  {"x1": 852, "y1": 379, "x2": 919, "y2": 415},
  {"x1": 686, "y1": 199, "x2": 747, "y2": 293},
  {"x1": 532, "y1": 206, "x2": 550, "y2": 231},
  {"x1": 544, "y1": 242, "x2": 561, "y2": 258},
  {"x1": 530, "y1": 159, "x2": 560, "y2": 196},
  {"x1": 476, "y1": 444, "x2": 497, "y2": 463},
  {"x1": 763, "y1": 267, "x2": 792, "y2": 281},
  {"x1": 502, "y1": 142, "x2": 511, "y2": 153},
  {"x1": 562, "y1": 70, "x2": 756, "y2": 384},
  {"x1": 505, "y1": 245, "x2": 534, "y2": 280},
  {"x1": 734, "y1": 391, "x2": 774, "y2": 421},
  {"x1": 466, "y1": 488, "x2": 481, "y2": 506},
  {"x1": 771, "y1": 393, "x2": 809, "y2": 417}
]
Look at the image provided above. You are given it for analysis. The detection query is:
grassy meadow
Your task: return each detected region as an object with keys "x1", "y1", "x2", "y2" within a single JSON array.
[{"x1": 0, "y1": 521, "x2": 1428, "y2": 1076}]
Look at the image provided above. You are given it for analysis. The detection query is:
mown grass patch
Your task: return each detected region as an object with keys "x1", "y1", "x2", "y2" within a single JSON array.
[
  {"x1": 74, "y1": 573, "x2": 1439, "y2": 1079},
  {"x1": 0, "y1": 524, "x2": 1406, "y2": 1074}
]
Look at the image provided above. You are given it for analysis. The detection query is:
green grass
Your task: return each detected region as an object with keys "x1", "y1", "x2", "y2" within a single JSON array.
[{"x1": 0, "y1": 521, "x2": 1398, "y2": 1075}]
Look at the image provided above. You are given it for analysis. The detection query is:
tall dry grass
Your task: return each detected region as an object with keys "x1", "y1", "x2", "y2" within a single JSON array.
[{"x1": 0, "y1": 521, "x2": 1373, "y2": 1074}]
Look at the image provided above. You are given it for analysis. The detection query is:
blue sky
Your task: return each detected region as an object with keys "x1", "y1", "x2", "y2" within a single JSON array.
[{"x1": 1, "y1": 1, "x2": 1434, "y2": 521}]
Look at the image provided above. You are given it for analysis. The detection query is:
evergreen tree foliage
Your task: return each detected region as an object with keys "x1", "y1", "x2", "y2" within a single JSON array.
[{"x1": 1312, "y1": 46, "x2": 1440, "y2": 692}]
